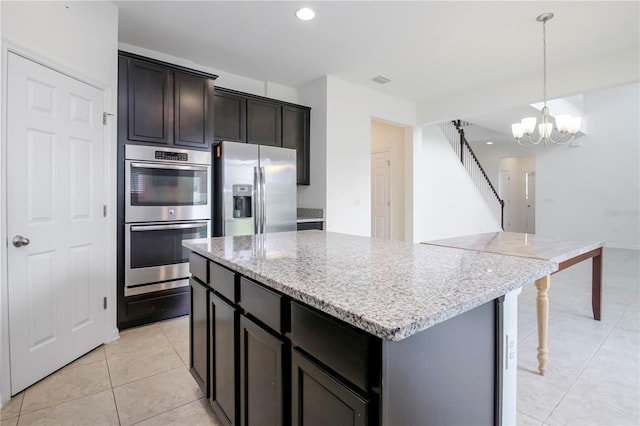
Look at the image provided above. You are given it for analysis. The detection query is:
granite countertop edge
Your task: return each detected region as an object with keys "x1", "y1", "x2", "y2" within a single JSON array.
[
  {"x1": 296, "y1": 218, "x2": 325, "y2": 223},
  {"x1": 184, "y1": 234, "x2": 558, "y2": 341}
]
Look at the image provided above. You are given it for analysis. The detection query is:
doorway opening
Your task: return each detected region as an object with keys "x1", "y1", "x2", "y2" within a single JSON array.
[
  {"x1": 498, "y1": 156, "x2": 536, "y2": 233},
  {"x1": 370, "y1": 120, "x2": 408, "y2": 241}
]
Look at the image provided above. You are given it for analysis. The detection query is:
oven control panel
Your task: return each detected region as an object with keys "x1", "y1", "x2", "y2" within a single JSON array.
[
  {"x1": 155, "y1": 151, "x2": 188, "y2": 162},
  {"x1": 125, "y1": 145, "x2": 210, "y2": 166}
]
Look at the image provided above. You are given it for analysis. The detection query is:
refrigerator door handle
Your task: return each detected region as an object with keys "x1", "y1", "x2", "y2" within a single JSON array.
[
  {"x1": 260, "y1": 166, "x2": 266, "y2": 233},
  {"x1": 253, "y1": 166, "x2": 260, "y2": 234}
]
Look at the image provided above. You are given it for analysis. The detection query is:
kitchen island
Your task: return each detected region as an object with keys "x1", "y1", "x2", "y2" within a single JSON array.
[{"x1": 183, "y1": 231, "x2": 558, "y2": 426}]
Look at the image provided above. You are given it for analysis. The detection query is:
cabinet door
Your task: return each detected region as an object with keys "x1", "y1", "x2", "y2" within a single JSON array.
[
  {"x1": 174, "y1": 71, "x2": 215, "y2": 149},
  {"x1": 214, "y1": 91, "x2": 247, "y2": 142},
  {"x1": 296, "y1": 221, "x2": 323, "y2": 231},
  {"x1": 247, "y1": 98, "x2": 281, "y2": 147},
  {"x1": 240, "y1": 315, "x2": 283, "y2": 426},
  {"x1": 292, "y1": 349, "x2": 368, "y2": 426},
  {"x1": 189, "y1": 278, "x2": 208, "y2": 396},
  {"x1": 127, "y1": 58, "x2": 173, "y2": 145},
  {"x1": 282, "y1": 105, "x2": 310, "y2": 185},
  {"x1": 210, "y1": 292, "x2": 239, "y2": 426}
]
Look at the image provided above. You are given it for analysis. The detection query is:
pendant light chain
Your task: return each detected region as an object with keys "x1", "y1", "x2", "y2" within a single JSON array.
[{"x1": 542, "y1": 19, "x2": 547, "y2": 107}]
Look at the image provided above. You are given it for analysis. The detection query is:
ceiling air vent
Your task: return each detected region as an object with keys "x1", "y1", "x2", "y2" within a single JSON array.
[{"x1": 372, "y1": 75, "x2": 390, "y2": 84}]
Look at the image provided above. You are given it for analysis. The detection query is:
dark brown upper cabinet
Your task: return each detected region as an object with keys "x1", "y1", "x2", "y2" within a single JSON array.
[
  {"x1": 119, "y1": 51, "x2": 217, "y2": 151},
  {"x1": 174, "y1": 71, "x2": 215, "y2": 149},
  {"x1": 246, "y1": 98, "x2": 282, "y2": 147},
  {"x1": 282, "y1": 105, "x2": 311, "y2": 185},
  {"x1": 126, "y1": 59, "x2": 173, "y2": 145},
  {"x1": 213, "y1": 91, "x2": 247, "y2": 143}
]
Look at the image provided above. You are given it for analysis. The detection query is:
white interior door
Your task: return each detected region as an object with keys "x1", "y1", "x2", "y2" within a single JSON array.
[
  {"x1": 6, "y1": 52, "x2": 107, "y2": 394},
  {"x1": 371, "y1": 151, "x2": 391, "y2": 240},
  {"x1": 525, "y1": 171, "x2": 536, "y2": 234},
  {"x1": 499, "y1": 170, "x2": 511, "y2": 231}
]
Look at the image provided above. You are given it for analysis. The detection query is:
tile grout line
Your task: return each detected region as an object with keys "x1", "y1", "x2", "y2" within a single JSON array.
[
  {"x1": 541, "y1": 289, "x2": 636, "y2": 424},
  {"x1": 158, "y1": 320, "x2": 189, "y2": 366},
  {"x1": 103, "y1": 345, "x2": 123, "y2": 426},
  {"x1": 15, "y1": 391, "x2": 25, "y2": 425},
  {"x1": 111, "y1": 364, "x2": 202, "y2": 426},
  {"x1": 129, "y1": 396, "x2": 205, "y2": 425},
  {"x1": 17, "y1": 358, "x2": 113, "y2": 417}
]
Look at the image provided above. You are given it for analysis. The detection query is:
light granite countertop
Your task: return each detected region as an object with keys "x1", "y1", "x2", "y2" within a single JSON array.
[
  {"x1": 183, "y1": 231, "x2": 558, "y2": 341},
  {"x1": 425, "y1": 232, "x2": 605, "y2": 264},
  {"x1": 296, "y1": 207, "x2": 324, "y2": 223}
]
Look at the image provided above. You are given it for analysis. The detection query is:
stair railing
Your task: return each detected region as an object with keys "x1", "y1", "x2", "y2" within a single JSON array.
[{"x1": 437, "y1": 120, "x2": 505, "y2": 229}]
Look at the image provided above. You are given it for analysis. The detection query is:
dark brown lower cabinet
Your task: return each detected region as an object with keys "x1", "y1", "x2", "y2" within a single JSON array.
[
  {"x1": 296, "y1": 221, "x2": 324, "y2": 231},
  {"x1": 189, "y1": 278, "x2": 208, "y2": 396},
  {"x1": 240, "y1": 315, "x2": 284, "y2": 426},
  {"x1": 292, "y1": 349, "x2": 368, "y2": 426},
  {"x1": 210, "y1": 292, "x2": 239, "y2": 426}
]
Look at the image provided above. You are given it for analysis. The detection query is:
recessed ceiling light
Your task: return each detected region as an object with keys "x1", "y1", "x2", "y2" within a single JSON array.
[
  {"x1": 296, "y1": 7, "x2": 315, "y2": 21},
  {"x1": 486, "y1": 141, "x2": 494, "y2": 145}
]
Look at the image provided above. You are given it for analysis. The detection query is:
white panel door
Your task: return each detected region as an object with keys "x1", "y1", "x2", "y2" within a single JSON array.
[
  {"x1": 7, "y1": 52, "x2": 107, "y2": 394},
  {"x1": 371, "y1": 152, "x2": 391, "y2": 240}
]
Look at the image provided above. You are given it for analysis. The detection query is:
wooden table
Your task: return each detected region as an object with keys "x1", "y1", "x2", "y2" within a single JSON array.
[{"x1": 424, "y1": 232, "x2": 604, "y2": 375}]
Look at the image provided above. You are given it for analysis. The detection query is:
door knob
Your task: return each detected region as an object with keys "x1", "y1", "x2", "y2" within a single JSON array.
[{"x1": 12, "y1": 235, "x2": 30, "y2": 247}]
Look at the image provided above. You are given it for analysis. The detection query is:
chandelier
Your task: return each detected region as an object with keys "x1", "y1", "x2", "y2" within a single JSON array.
[{"x1": 511, "y1": 13, "x2": 582, "y2": 146}]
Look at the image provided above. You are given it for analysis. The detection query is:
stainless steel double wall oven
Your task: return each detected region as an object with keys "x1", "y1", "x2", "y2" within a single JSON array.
[{"x1": 124, "y1": 145, "x2": 211, "y2": 296}]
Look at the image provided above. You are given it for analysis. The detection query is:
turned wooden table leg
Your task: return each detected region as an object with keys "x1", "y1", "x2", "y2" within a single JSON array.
[{"x1": 535, "y1": 275, "x2": 551, "y2": 375}]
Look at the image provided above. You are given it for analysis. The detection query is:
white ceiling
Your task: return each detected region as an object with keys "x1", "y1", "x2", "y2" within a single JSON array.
[{"x1": 115, "y1": 1, "x2": 639, "y2": 134}]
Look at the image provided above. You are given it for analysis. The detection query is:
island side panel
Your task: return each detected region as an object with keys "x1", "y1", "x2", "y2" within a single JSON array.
[{"x1": 382, "y1": 300, "x2": 497, "y2": 426}]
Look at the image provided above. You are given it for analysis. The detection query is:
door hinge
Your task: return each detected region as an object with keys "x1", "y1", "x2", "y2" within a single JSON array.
[
  {"x1": 103, "y1": 112, "x2": 114, "y2": 125},
  {"x1": 387, "y1": 160, "x2": 390, "y2": 166},
  {"x1": 103, "y1": 204, "x2": 107, "y2": 217},
  {"x1": 103, "y1": 297, "x2": 107, "y2": 310}
]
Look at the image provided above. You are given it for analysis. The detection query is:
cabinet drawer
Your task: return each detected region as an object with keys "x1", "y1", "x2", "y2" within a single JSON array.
[
  {"x1": 239, "y1": 277, "x2": 284, "y2": 334},
  {"x1": 209, "y1": 262, "x2": 237, "y2": 303},
  {"x1": 125, "y1": 289, "x2": 189, "y2": 320},
  {"x1": 290, "y1": 302, "x2": 375, "y2": 392},
  {"x1": 189, "y1": 252, "x2": 208, "y2": 283}
]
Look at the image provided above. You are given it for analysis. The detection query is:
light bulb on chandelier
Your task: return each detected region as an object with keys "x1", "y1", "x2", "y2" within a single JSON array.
[{"x1": 512, "y1": 13, "x2": 582, "y2": 146}]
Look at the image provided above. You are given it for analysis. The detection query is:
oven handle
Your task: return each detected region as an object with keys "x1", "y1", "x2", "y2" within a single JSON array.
[
  {"x1": 130, "y1": 222, "x2": 209, "y2": 232},
  {"x1": 130, "y1": 162, "x2": 209, "y2": 172}
]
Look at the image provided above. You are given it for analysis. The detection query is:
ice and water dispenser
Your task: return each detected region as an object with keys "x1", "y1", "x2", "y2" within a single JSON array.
[{"x1": 232, "y1": 184, "x2": 252, "y2": 218}]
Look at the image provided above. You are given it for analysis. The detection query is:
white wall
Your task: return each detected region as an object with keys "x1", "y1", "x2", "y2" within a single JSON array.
[
  {"x1": 415, "y1": 125, "x2": 501, "y2": 242},
  {"x1": 325, "y1": 76, "x2": 416, "y2": 237},
  {"x1": 536, "y1": 83, "x2": 640, "y2": 249},
  {"x1": 0, "y1": 0, "x2": 119, "y2": 405},
  {"x1": 371, "y1": 120, "x2": 406, "y2": 241},
  {"x1": 3, "y1": 1, "x2": 117, "y2": 89}
]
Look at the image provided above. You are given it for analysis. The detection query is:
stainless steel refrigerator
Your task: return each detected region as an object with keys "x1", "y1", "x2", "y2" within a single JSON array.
[{"x1": 213, "y1": 141, "x2": 297, "y2": 236}]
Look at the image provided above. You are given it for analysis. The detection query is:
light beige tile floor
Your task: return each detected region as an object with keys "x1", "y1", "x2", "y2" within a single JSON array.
[
  {"x1": 0, "y1": 316, "x2": 221, "y2": 426},
  {"x1": 1, "y1": 248, "x2": 638, "y2": 425}
]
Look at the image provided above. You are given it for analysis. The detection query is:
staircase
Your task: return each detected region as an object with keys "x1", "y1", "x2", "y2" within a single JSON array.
[{"x1": 438, "y1": 120, "x2": 504, "y2": 229}]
